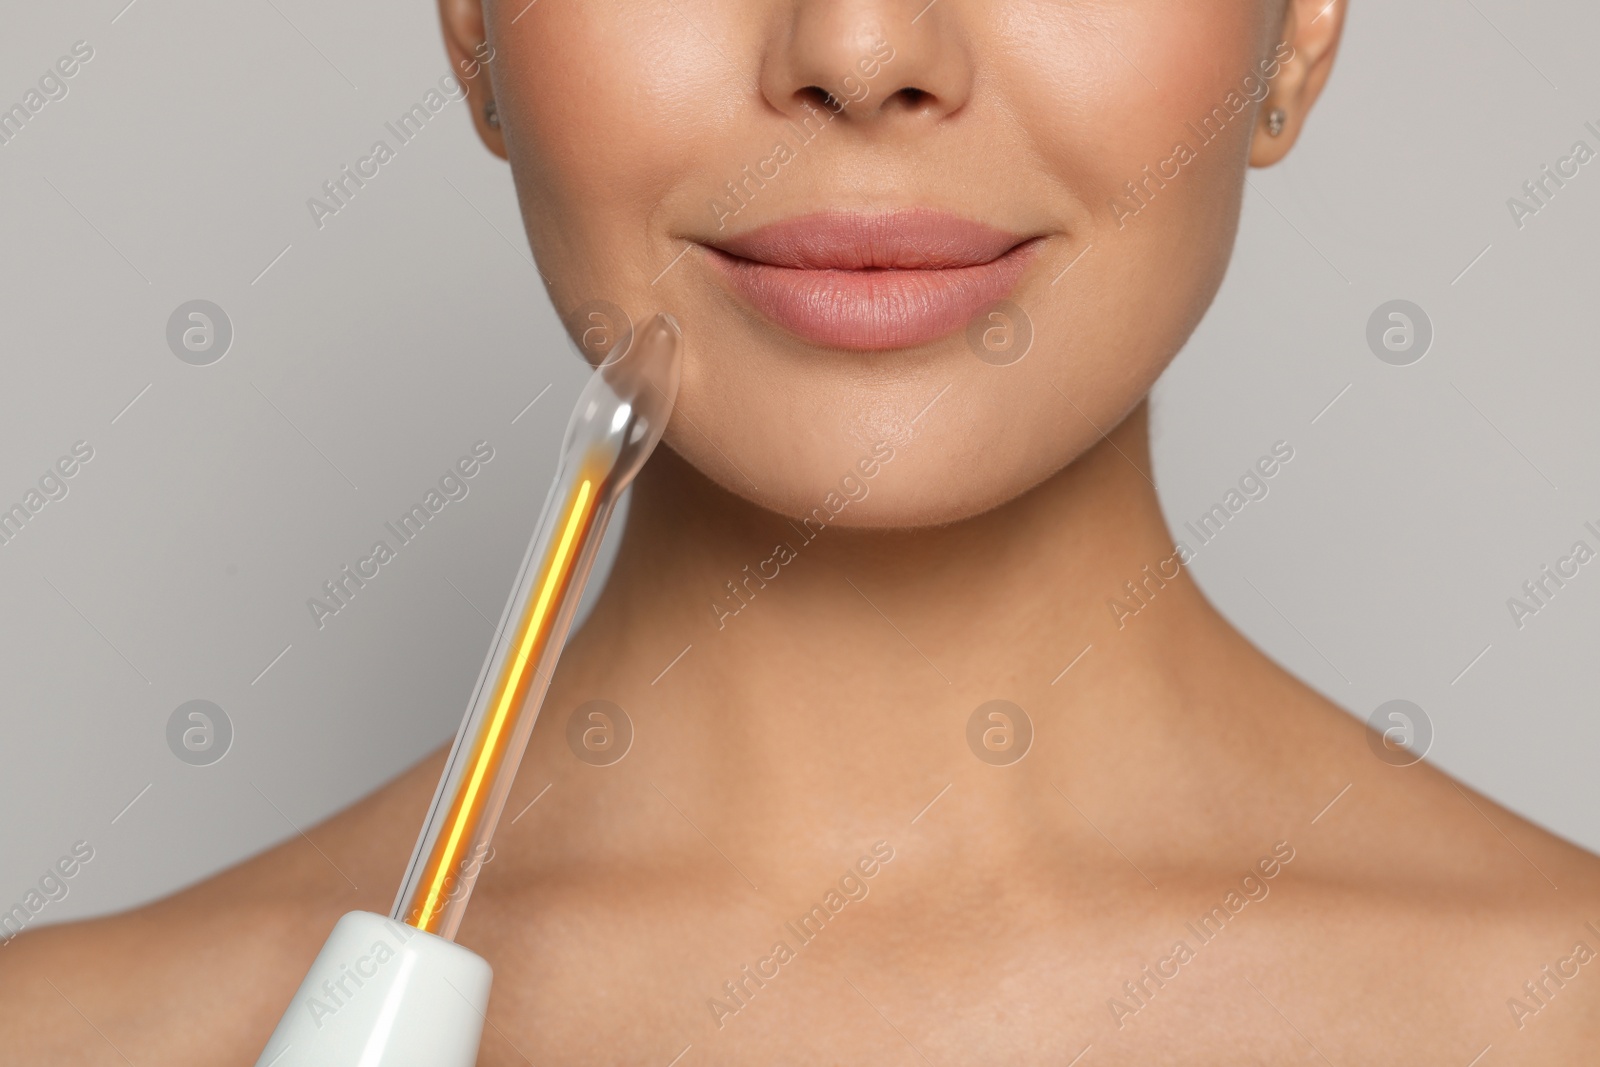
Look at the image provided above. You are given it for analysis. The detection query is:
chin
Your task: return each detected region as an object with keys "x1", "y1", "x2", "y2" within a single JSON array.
[{"x1": 658, "y1": 395, "x2": 1107, "y2": 532}]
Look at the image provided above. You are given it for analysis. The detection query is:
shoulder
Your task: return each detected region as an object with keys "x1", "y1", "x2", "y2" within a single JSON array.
[
  {"x1": 1254, "y1": 683, "x2": 1600, "y2": 1059},
  {"x1": 0, "y1": 747, "x2": 446, "y2": 1064}
]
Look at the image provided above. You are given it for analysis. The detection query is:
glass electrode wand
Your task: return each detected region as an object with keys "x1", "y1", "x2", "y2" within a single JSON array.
[
  {"x1": 392, "y1": 311, "x2": 683, "y2": 939},
  {"x1": 254, "y1": 313, "x2": 683, "y2": 1067}
]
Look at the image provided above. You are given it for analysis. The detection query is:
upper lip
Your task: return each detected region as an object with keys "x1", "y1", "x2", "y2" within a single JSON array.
[{"x1": 704, "y1": 210, "x2": 1031, "y2": 271}]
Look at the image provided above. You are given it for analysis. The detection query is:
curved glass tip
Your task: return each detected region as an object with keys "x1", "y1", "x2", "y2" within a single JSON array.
[{"x1": 564, "y1": 312, "x2": 683, "y2": 495}]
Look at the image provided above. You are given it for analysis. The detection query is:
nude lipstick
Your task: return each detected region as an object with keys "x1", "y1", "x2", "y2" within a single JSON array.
[{"x1": 703, "y1": 210, "x2": 1038, "y2": 351}]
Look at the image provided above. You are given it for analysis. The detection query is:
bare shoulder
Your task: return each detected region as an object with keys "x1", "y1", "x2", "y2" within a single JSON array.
[
  {"x1": 0, "y1": 750, "x2": 444, "y2": 1065},
  {"x1": 1247, "y1": 677, "x2": 1600, "y2": 1062}
]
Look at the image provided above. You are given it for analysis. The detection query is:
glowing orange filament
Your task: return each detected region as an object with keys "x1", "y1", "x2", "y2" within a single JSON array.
[{"x1": 408, "y1": 476, "x2": 596, "y2": 932}]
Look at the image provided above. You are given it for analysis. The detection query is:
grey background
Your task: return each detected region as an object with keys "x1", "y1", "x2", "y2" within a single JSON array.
[{"x1": 1, "y1": 0, "x2": 1595, "y2": 925}]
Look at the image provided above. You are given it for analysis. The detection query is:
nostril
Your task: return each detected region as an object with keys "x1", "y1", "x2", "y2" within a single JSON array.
[
  {"x1": 890, "y1": 87, "x2": 932, "y2": 109},
  {"x1": 798, "y1": 85, "x2": 841, "y2": 111},
  {"x1": 795, "y1": 84, "x2": 929, "y2": 114}
]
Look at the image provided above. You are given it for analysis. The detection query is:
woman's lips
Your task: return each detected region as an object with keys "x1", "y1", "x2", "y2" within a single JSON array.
[{"x1": 702, "y1": 211, "x2": 1039, "y2": 351}]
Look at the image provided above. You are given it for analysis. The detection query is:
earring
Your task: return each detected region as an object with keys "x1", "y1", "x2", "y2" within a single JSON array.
[
  {"x1": 484, "y1": 99, "x2": 500, "y2": 131},
  {"x1": 1267, "y1": 108, "x2": 1287, "y2": 137}
]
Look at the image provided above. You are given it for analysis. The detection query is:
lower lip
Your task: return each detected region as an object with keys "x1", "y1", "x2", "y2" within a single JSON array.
[{"x1": 703, "y1": 241, "x2": 1039, "y2": 351}]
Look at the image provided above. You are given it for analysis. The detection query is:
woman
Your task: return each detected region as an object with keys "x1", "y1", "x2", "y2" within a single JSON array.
[{"x1": 7, "y1": 0, "x2": 1598, "y2": 1062}]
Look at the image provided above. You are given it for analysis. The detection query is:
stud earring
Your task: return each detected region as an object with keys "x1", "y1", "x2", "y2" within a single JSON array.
[
  {"x1": 1267, "y1": 108, "x2": 1287, "y2": 137},
  {"x1": 484, "y1": 99, "x2": 500, "y2": 130}
]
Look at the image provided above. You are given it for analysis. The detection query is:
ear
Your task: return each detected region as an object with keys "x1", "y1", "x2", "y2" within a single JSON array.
[
  {"x1": 439, "y1": 0, "x2": 506, "y2": 159},
  {"x1": 1251, "y1": 0, "x2": 1347, "y2": 167}
]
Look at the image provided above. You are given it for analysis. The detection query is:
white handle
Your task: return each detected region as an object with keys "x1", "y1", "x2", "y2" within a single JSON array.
[{"x1": 255, "y1": 911, "x2": 492, "y2": 1067}]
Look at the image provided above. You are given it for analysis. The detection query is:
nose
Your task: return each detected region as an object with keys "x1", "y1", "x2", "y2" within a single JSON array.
[{"x1": 758, "y1": 2, "x2": 973, "y2": 126}]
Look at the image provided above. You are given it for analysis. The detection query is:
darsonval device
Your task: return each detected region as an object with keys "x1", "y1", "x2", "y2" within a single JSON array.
[{"x1": 254, "y1": 314, "x2": 683, "y2": 1066}]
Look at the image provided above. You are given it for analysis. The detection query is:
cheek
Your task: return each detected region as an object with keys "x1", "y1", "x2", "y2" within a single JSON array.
[
  {"x1": 1001, "y1": 3, "x2": 1266, "y2": 239},
  {"x1": 493, "y1": 2, "x2": 740, "y2": 302},
  {"x1": 984, "y1": 3, "x2": 1265, "y2": 430}
]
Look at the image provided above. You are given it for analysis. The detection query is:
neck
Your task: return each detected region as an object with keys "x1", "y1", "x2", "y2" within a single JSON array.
[{"x1": 552, "y1": 402, "x2": 1265, "y2": 873}]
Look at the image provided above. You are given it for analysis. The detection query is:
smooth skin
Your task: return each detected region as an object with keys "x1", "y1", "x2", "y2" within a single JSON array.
[{"x1": 6, "y1": 1, "x2": 1600, "y2": 1063}]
